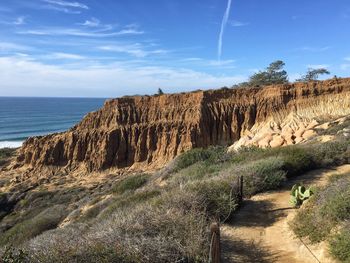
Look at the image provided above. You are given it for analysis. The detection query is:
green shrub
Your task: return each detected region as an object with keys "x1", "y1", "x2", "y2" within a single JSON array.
[
  {"x1": 0, "y1": 205, "x2": 68, "y2": 246},
  {"x1": 291, "y1": 174, "x2": 350, "y2": 245},
  {"x1": 112, "y1": 174, "x2": 149, "y2": 194},
  {"x1": 0, "y1": 148, "x2": 15, "y2": 166},
  {"x1": 1, "y1": 247, "x2": 27, "y2": 263},
  {"x1": 30, "y1": 243, "x2": 139, "y2": 263},
  {"x1": 231, "y1": 146, "x2": 313, "y2": 178},
  {"x1": 170, "y1": 160, "x2": 231, "y2": 186},
  {"x1": 292, "y1": 206, "x2": 331, "y2": 243},
  {"x1": 281, "y1": 147, "x2": 313, "y2": 177},
  {"x1": 101, "y1": 190, "x2": 161, "y2": 218},
  {"x1": 330, "y1": 227, "x2": 350, "y2": 262},
  {"x1": 187, "y1": 179, "x2": 237, "y2": 221},
  {"x1": 243, "y1": 157, "x2": 287, "y2": 196},
  {"x1": 310, "y1": 141, "x2": 349, "y2": 167},
  {"x1": 174, "y1": 146, "x2": 227, "y2": 171}
]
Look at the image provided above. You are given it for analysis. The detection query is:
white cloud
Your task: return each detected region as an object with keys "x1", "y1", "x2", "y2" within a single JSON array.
[
  {"x1": 307, "y1": 64, "x2": 329, "y2": 69},
  {"x1": 98, "y1": 44, "x2": 168, "y2": 58},
  {"x1": 0, "y1": 42, "x2": 31, "y2": 51},
  {"x1": 79, "y1": 17, "x2": 101, "y2": 27},
  {"x1": 181, "y1": 58, "x2": 236, "y2": 68},
  {"x1": 0, "y1": 56, "x2": 246, "y2": 97},
  {"x1": 18, "y1": 27, "x2": 144, "y2": 37},
  {"x1": 0, "y1": 16, "x2": 27, "y2": 26},
  {"x1": 42, "y1": 4, "x2": 81, "y2": 14},
  {"x1": 230, "y1": 20, "x2": 249, "y2": 27},
  {"x1": 181, "y1": 58, "x2": 202, "y2": 62},
  {"x1": 297, "y1": 46, "x2": 331, "y2": 52},
  {"x1": 344, "y1": 57, "x2": 350, "y2": 61},
  {"x1": 46, "y1": 52, "x2": 86, "y2": 59},
  {"x1": 42, "y1": 0, "x2": 88, "y2": 10},
  {"x1": 14, "y1": 16, "x2": 26, "y2": 25}
]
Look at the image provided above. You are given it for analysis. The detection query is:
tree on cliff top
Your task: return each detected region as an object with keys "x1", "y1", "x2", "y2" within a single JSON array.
[
  {"x1": 248, "y1": 60, "x2": 289, "y2": 86},
  {"x1": 297, "y1": 68, "x2": 330, "y2": 82},
  {"x1": 157, "y1": 88, "x2": 164, "y2": 95}
]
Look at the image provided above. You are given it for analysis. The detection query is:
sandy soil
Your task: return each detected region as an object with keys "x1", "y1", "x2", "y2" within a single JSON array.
[{"x1": 221, "y1": 165, "x2": 350, "y2": 263}]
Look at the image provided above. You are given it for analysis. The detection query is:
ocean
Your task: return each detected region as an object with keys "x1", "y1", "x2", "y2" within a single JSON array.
[{"x1": 0, "y1": 97, "x2": 107, "y2": 149}]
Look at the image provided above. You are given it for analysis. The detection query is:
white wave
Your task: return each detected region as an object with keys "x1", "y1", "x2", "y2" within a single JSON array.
[{"x1": 0, "y1": 141, "x2": 23, "y2": 149}]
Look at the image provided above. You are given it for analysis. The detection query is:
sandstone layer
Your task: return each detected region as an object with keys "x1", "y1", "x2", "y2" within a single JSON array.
[{"x1": 15, "y1": 78, "x2": 350, "y2": 172}]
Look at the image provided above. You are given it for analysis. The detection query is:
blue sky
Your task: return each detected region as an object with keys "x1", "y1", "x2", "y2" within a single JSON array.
[{"x1": 0, "y1": 0, "x2": 349, "y2": 97}]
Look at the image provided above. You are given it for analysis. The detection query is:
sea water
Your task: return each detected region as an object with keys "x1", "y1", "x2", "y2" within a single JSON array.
[{"x1": 0, "y1": 97, "x2": 106, "y2": 149}]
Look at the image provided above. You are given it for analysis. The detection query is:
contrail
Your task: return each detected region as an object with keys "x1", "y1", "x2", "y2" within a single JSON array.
[{"x1": 218, "y1": 0, "x2": 232, "y2": 61}]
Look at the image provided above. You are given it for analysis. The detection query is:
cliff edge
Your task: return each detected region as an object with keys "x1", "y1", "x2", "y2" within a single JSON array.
[{"x1": 15, "y1": 78, "x2": 350, "y2": 173}]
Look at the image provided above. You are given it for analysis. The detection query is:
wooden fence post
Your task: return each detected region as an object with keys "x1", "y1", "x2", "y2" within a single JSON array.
[{"x1": 209, "y1": 222, "x2": 221, "y2": 263}]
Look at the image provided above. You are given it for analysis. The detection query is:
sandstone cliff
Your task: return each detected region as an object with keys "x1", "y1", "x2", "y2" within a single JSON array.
[{"x1": 15, "y1": 78, "x2": 350, "y2": 172}]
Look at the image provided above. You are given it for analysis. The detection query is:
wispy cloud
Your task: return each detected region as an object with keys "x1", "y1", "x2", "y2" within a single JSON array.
[
  {"x1": 46, "y1": 52, "x2": 86, "y2": 60},
  {"x1": 79, "y1": 17, "x2": 101, "y2": 27},
  {"x1": 40, "y1": 0, "x2": 88, "y2": 14},
  {"x1": 42, "y1": 0, "x2": 88, "y2": 10},
  {"x1": 344, "y1": 57, "x2": 350, "y2": 61},
  {"x1": 0, "y1": 42, "x2": 31, "y2": 51},
  {"x1": 307, "y1": 64, "x2": 329, "y2": 69},
  {"x1": 77, "y1": 18, "x2": 114, "y2": 32},
  {"x1": 181, "y1": 58, "x2": 236, "y2": 68},
  {"x1": 230, "y1": 20, "x2": 249, "y2": 27},
  {"x1": 42, "y1": 4, "x2": 81, "y2": 14},
  {"x1": 98, "y1": 43, "x2": 168, "y2": 58},
  {"x1": 0, "y1": 16, "x2": 27, "y2": 26},
  {"x1": 296, "y1": 46, "x2": 331, "y2": 52},
  {"x1": 218, "y1": 0, "x2": 232, "y2": 61},
  {"x1": 18, "y1": 27, "x2": 144, "y2": 37},
  {"x1": 0, "y1": 56, "x2": 246, "y2": 97}
]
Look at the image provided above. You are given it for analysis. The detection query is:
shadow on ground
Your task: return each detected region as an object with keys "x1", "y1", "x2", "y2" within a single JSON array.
[
  {"x1": 221, "y1": 236, "x2": 280, "y2": 263},
  {"x1": 228, "y1": 199, "x2": 292, "y2": 228}
]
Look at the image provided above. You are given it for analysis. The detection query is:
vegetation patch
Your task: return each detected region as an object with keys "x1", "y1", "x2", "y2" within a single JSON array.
[
  {"x1": 0, "y1": 205, "x2": 68, "y2": 246},
  {"x1": 291, "y1": 173, "x2": 350, "y2": 261},
  {"x1": 0, "y1": 148, "x2": 15, "y2": 167},
  {"x1": 112, "y1": 174, "x2": 149, "y2": 194},
  {"x1": 1, "y1": 138, "x2": 349, "y2": 262},
  {"x1": 174, "y1": 146, "x2": 228, "y2": 171},
  {"x1": 330, "y1": 225, "x2": 350, "y2": 262}
]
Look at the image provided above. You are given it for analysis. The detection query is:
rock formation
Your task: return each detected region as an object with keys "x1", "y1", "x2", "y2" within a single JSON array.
[{"x1": 15, "y1": 78, "x2": 350, "y2": 172}]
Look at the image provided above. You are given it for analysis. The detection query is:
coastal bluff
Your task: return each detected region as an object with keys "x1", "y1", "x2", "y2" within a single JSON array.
[{"x1": 15, "y1": 78, "x2": 350, "y2": 172}]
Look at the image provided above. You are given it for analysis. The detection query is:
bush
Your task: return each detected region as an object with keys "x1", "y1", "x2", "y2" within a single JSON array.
[
  {"x1": 26, "y1": 203, "x2": 208, "y2": 263},
  {"x1": 1, "y1": 246, "x2": 27, "y2": 263},
  {"x1": 0, "y1": 205, "x2": 68, "y2": 246},
  {"x1": 281, "y1": 147, "x2": 313, "y2": 177},
  {"x1": 330, "y1": 226, "x2": 350, "y2": 262},
  {"x1": 112, "y1": 174, "x2": 149, "y2": 194},
  {"x1": 291, "y1": 174, "x2": 350, "y2": 244},
  {"x1": 0, "y1": 148, "x2": 15, "y2": 166},
  {"x1": 187, "y1": 179, "x2": 237, "y2": 221},
  {"x1": 174, "y1": 146, "x2": 227, "y2": 171},
  {"x1": 310, "y1": 141, "x2": 349, "y2": 167},
  {"x1": 101, "y1": 190, "x2": 161, "y2": 218},
  {"x1": 243, "y1": 157, "x2": 287, "y2": 196}
]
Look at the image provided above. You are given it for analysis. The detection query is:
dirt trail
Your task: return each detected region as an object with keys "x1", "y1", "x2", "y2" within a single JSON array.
[{"x1": 221, "y1": 165, "x2": 350, "y2": 263}]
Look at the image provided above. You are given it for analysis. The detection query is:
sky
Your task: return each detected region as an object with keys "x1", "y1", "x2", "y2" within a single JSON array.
[{"x1": 0, "y1": 0, "x2": 349, "y2": 97}]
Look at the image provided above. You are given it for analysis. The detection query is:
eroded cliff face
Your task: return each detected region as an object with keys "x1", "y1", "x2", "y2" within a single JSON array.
[{"x1": 15, "y1": 78, "x2": 350, "y2": 172}]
